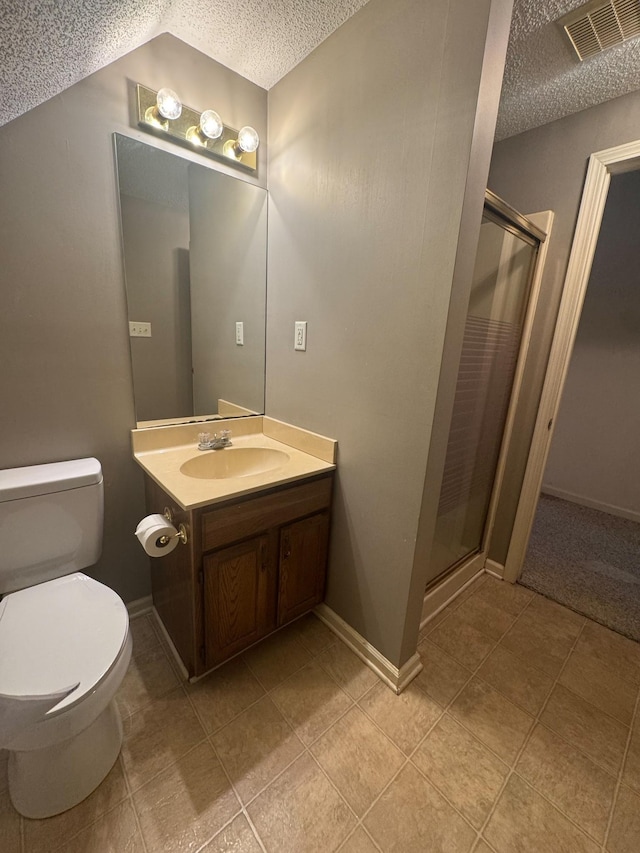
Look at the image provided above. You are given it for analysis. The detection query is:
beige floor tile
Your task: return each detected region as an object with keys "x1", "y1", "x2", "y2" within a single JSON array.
[
  {"x1": 290, "y1": 612, "x2": 339, "y2": 656},
  {"x1": 413, "y1": 714, "x2": 509, "y2": 829},
  {"x1": 242, "y1": 624, "x2": 312, "y2": 691},
  {"x1": 475, "y1": 842, "x2": 496, "y2": 853},
  {"x1": 428, "y1": 609, "x2": 496, "y2": 669},
  {"x1": 453, "y1": 595, "x2": 516, "y2": 641},
  {"x1": 187, "y1": 657, "x2": 265, "y2": 734},
  {"x1": 129, "y1": 613, "x2": 160, "y2": 656},
  {"x1": 23, "y1": 759, "x2": 128, "y2": 853},
  {"x1": 559, "y1": 647, "x2": 639, "y2": 725},
  {"x1": 271, "y1": 660, "x2": 352, "y2": 745},
  {"x1": 121, "y1": 686, "x2": 206, "y2": 791},
  {"x1": 200, "y1": 813, "x2": 262, "y2": 852},
  {"x1": 456, "y1": 573, "x2": 488, "y2": 602},
  {"x1": 607, "y1": 785, "x2": 640, "y2": 853},
  {"x1": 415, "y1": 639, "x2": 472, "y2": 707},
  {"x1": 248, "y1": 752, "x2": 356, "y2": 852},
  {"x1": 419, "y1": 600, "x2": 461, "y2": 639},
  {"x1": 133, "y1": 741, "x2": 239, "y2": 853},
  {"x1": 516, "y1": 723, "x2": 616, "y2": 842},
  {"x1": 574, "y1": 621, "x2": 640, "y2": 687},
  {"x1": 116, "y1": 643, "x2": 180, "y2": 718},
  {"x1": 477, "y1": 645, "x2": 554, "y2": 715},
  {"x1": 364, "y1": 763, "x2": 476, "y2": 853},
  {"x1": 316, "y1": 641, "x2": 379, "y2": 700},
  {"x1": 622, "y1": 723, "x2": 640, "y2": 794},
  {"x1": 0, "y1": 788, "x2": 20, "y2": 853},
  {"x1": 211, "y1": 695, "x2": 304, "y2": 804},
  {"x1": 499, "y1": 598, "x2": 583, "y2": 677},
  {"x1": 449, "y1": 678, "x2": 534, "y2": 764},
  {"x1": 311, "y1": 706, "x2": 404, "y2": 817},
  {"x1": 339, "y1": 826, "x2": 380, "y2": 852},
  {"x1": 359, "y1": 682, "x2": 441, "y2": 755},
  {"x1": 471, "y1": 577, "x2": 533, "y2": 617},
  {"x1": 484, "y1": 775, "x2": 599, "y2": 853},
  {"x1": 526, "y1": 593, "x2": 586, "y2": 631},
  {"x1": 541, "y1": 685, "x2": 628, "y2": 776},
  {"x1": 63, "y1": 799, "x2": 144, "y2": 853}
]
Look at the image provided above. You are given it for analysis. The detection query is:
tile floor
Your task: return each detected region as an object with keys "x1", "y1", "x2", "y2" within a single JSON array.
[{"x1": 2, "y1": 574, "x2": 640, "y2": 852}]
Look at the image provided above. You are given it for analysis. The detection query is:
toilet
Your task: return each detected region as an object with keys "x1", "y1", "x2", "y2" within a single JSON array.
[{"x1": 0, "y1": 458, "x2": 132, "y2": 819}]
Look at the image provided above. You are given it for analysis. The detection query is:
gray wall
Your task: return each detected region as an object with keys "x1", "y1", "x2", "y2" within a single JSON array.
[
  {"x1": 189, "y1": 169, "x2": 267, "y2": 415},
  {"x1": 0, "y1": 34, "x2": 267, "y2": 604},
  {"x1": 120, "y1": 192, "x2": 193, "y2": 421},
  {"x1": 488, "y1": 89, "x2": 640, "y2": 564},
  {"x1": 543, "y1": 170, "x2": 640, "y2": 520},
  {"x1": 267, "y1": 0, "x2": 511, "y2": 666}
]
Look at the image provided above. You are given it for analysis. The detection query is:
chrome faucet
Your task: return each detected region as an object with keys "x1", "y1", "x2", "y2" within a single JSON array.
[{"x1": 197, "y1": 429, "x2": 232, "y2": 451}]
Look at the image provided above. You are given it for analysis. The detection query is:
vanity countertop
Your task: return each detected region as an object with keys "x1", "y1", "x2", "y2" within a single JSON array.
[{"x1": 131, "y1": 416, "x2": 337, "y2": 510}]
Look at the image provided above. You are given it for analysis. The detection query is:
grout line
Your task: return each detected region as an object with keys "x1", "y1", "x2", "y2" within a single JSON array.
[
  {"x1": 474, "y1": 615, "x2": 598, "y2": 846},
  {"x1": 117, "y1": 753, "x2": 149, "y2": 853},
  {"x1": 602, "y1": 683, "x2": 640, "y2": 851}
]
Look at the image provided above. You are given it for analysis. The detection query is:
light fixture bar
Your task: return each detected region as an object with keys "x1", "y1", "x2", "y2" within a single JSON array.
[{"x1": 135, "y1": 84, "x2": 257, "y2": 172}]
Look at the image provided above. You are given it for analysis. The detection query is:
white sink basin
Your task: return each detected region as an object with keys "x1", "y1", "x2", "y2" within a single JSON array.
[{"x1": 180, "y1": 447, "x2": 290, "y2": 480}]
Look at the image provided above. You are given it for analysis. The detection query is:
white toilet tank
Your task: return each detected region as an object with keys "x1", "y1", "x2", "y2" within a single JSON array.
[{"x1": 0, "y1": 458, "x2": 104, "y2": 595}]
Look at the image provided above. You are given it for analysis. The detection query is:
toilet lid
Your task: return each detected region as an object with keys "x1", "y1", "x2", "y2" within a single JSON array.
[{"x1": 0, "y1": 573, "x2": 129, "y2": 714}]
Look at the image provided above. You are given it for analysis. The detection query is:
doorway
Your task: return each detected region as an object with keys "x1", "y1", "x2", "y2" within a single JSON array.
[
  {"x1": 516, "y1": 168, "x2": 640, "y2": 640},
  {"x1": 503, "y1": 138, "x2": 640, "y2": 599}
]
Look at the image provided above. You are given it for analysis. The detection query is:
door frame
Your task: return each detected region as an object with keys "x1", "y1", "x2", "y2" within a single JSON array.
[{"x1": 503, "y1": 138, "x2": 640, "y2": 583}]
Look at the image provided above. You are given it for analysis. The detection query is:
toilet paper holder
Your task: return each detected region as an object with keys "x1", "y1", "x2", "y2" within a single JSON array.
[{"x1": 160, "y1": 508, "x2": 189, "y2": 546}]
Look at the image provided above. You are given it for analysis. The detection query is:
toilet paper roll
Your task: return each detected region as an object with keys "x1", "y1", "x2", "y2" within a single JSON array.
[
  {"x1": 135, "y1": 515, "x2": 179, "y2": 557},
  {"x1": 135, "y1": 513, "x2": 168, "y2": 536}
]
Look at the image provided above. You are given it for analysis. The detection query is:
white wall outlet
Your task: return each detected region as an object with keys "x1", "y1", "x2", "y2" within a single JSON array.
[
  {"x1": 129, "y1": 321, "x2": 151, "y2": 338},
  {"x1": 235, "y1": 321, "x2": 244, "y2": 345},
  {"x1": 294, "y1": 321, "x2": 307, "y2": 351}
]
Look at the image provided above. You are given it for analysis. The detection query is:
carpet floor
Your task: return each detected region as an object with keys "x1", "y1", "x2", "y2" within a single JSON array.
[{"x1": 519, "y1": 493, "x2": 640, "y2": 642}]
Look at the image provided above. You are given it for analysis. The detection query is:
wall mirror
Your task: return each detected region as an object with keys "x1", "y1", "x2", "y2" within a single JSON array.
[{"x1": 114, "y1": 134, "x2": 267, "y2": 426}]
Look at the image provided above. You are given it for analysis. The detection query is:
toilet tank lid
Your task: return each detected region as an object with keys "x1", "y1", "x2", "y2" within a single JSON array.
[{"x1": 0, "y1": 458, "x2": 103, "y2": 503}]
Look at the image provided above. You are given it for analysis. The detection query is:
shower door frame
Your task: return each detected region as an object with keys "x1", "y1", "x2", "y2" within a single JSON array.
[{"x1": 422, "y1": 195, "x2": 553, "y2": 624}]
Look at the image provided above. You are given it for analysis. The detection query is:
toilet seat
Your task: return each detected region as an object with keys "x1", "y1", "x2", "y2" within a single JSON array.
[{"x1": 0, "y1": 573, "x2": 128, "y2": 716}]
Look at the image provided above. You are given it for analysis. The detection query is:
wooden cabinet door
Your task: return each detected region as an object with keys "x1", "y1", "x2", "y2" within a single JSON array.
[
  {"x1": 278, "y1": 513, "x2": 329, "y2": 626},
  {"x1": 204, "y1": 535, "x2": 270, "y2": 666}
]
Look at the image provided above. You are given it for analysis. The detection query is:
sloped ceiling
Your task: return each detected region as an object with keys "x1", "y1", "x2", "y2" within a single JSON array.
[{"x1": 2, "y1": 0, "x2": 640, "y2": 138}]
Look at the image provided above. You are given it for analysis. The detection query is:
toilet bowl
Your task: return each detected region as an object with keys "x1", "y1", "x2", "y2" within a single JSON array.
[{"x1": 0, "y1": 459, "x2": 132, "y2": 818}]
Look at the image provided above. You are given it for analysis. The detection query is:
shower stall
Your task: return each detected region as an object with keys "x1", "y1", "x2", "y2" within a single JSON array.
[{"x1": 425, "y1": 191, "x2": 547, "y2": 597}]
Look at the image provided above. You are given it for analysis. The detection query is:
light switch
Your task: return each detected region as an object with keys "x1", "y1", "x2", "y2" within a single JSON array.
[
  {"x1": 129, "y1": 321, "x2": 151, "y2": 337},
  {"x1": 235, "y1": 322, "x2": 244, "y2": 345},
  {"x1": 294, "y1": 321, "x2": 307, "y2": 351}
]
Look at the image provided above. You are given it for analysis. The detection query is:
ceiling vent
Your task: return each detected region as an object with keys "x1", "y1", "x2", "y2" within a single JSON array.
[{"x1": 559, "y1": 0, "x2": 640, "y2": 60}]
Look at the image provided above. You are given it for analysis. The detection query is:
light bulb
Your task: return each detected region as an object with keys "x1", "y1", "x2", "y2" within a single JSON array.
[
  {"x1": 200, "y1": 109, "x2": 223, "y2": 140},
  {"x1": 237, "y1": 126, "x2": 259, "y2": 153},
  {"x1": 156, "y1": 88, "x2": 182, "y2": 120}
]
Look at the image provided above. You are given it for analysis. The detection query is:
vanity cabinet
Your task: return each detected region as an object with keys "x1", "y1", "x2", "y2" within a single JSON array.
[{"x1": 144, "y1": 472, "x2": 333, "y2": 677}]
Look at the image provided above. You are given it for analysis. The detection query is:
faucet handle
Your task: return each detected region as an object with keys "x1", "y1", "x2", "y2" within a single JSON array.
[
  {"x1": 220, "y1": 429, "x2": 231, "y2": 439},
  {"x1": 198, "y1": 432, "x2": 212, "y2": 450}
]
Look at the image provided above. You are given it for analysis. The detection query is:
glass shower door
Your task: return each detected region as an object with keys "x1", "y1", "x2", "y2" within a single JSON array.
[{"x1": 427, "y1": 209, "x2": 538, "y2": 586}]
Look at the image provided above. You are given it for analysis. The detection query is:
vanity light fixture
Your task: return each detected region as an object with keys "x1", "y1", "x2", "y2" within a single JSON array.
[{"x1": 136, "y1": 84, "x2": 259, "y2": 172}]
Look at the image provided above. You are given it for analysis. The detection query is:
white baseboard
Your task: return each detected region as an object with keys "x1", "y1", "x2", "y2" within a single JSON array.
[
  {"x1": 314, "y1": 603, "x2": 423, "y2": 695},
  {"x1": 541, "y1": 486, "x2": 640, "y2": 524},
  {"x1": 126, "y1": 594, "x2": 153, "y2": 618},
  {"x1": 485, "y1": 559, "x2": 505, "y2": 579}
]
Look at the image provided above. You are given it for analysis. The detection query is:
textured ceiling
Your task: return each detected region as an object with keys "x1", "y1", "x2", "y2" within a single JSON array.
[
  {"x1": 1, "y1": 1, "x2": 640, "y2": 137},
  {"x1": 497, "y1": 0, "x2": 640, "y2": 139}
]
